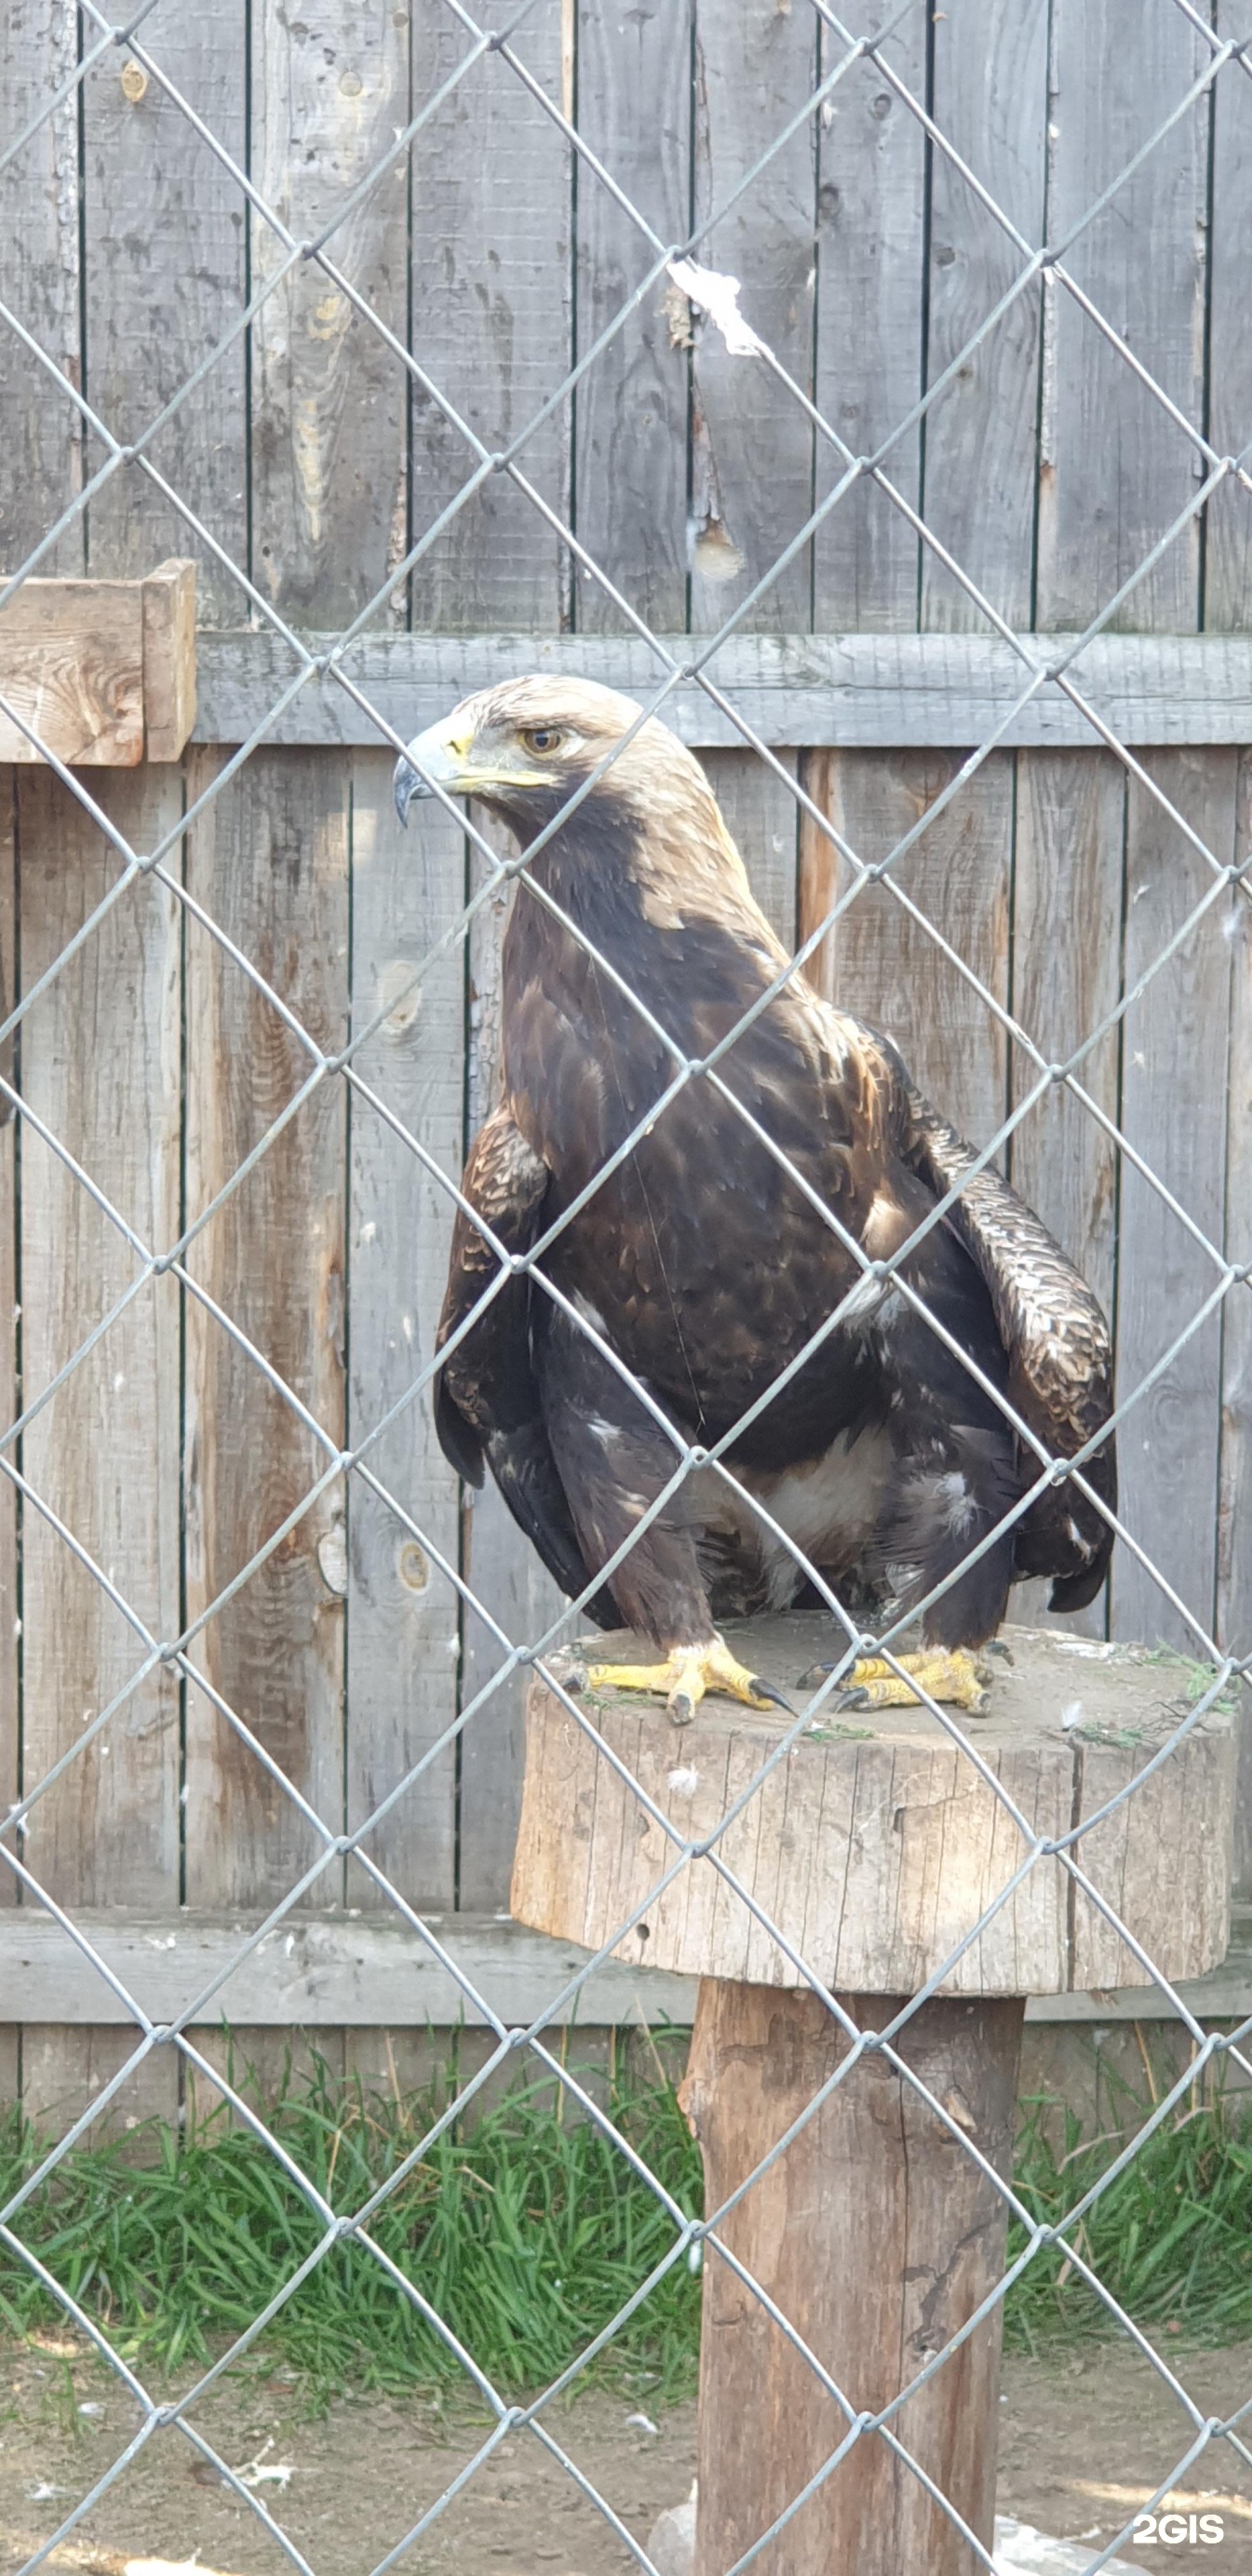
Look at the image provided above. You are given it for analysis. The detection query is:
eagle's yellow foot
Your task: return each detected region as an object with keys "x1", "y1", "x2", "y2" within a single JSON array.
[
  {"x1": 587, "y1": 1637, "x2": 791, "y2": 1728},
  {"x1": 835, "y1": 1646, "x2": 990, "y2": 1714}
]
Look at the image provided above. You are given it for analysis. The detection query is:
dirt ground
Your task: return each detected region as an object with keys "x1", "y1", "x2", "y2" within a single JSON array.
[{"x1": 2, "y1": 2334, "x2": 1252, "y2": 2575}]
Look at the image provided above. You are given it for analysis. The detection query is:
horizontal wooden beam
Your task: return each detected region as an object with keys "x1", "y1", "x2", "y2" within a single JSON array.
[
  {"x1": 0, "y1": 562, "x2": 197, "y2": 765},
  {"x1": 2, "y1": 1909, "x2": 1248, "y2": 2028},
  {"x1": 0, "y1": 1910, "x2": 695, "y2": 2030},
  {"x1": 194, "y1": 629, "x2": 1252, "y2": 751}
]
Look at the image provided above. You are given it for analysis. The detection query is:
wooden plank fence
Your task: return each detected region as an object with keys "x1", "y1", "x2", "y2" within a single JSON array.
[{"x1": 0, "y1": 0, "x2": 1249, "y2": 2130}]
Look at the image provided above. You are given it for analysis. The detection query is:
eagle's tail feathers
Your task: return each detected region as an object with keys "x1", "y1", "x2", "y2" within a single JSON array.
[
  {"x1": 435, "y1": 1376, "x2": 486, "y2": 1488},
  {"x1": 488, "y1": 1421, "x2": 619, "y2": 1628},
  {"x1": 1047, "y1": 1553, "x2": 1111, "y2": 1616}
]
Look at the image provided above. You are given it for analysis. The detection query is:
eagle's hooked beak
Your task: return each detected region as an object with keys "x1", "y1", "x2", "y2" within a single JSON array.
[{"x1": 393, "y1": 722, "x2": 475, "y2": 828}]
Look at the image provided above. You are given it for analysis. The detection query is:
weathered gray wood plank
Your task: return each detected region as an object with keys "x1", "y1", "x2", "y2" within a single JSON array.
[
  {"x1": 409, "y1": 6, "x2": 572, "y2": 631},
  {"x1": 1036, "y1": 0, "x2": 1208, "y2": 631},
  {"x1": 801, "y1": 749, "x2": 1012, "y2": 1150},
  {"x1": 18, "y1": 768, "x2": 182, "y2": 1910},
  {"x1": 697, "y1": 747, "x2": 798, "y2": 948},
  {"x1": 1111, "y1": 749, "x2": 1236, "y2": 1650},
  {"x1": 1010, "y1": 750, "x2": 1124, "y2": 1632},
  {"x1": 82, "y1": 11, "x2": 247, "y2": 621},
  {"x1": 922, "y1": 0, "x2": 1048, "y2": 630},
  {"x1": 0, "y1": 777, "x2": 16, "y2": 1898},
  {"x1": 344, "y1": 752, "x2": 464, "y2": 1910},
  {"x1": 573, "y1": 0, "x2": 692, "y2": 635},
  {"x1": 189, "y1": 2024, "x2": 343, "y2": 2126},
  {"x1": 0, "y1": 0, "x2": 83, "y2": 577},
  {"x1": 1, "y1": 1908, "x2": 696, "y2": 2029},
  {"x1": 183, "y1": 747, "x2": 348, "y2": 1907},
  {"x1": 1222, "y1": 752, "x2": 1252, "y2": 1890},
  {"x1": 813, "y1": 6, "x2": 926, "y2": 628},
  {"x1": 1011, "y1": 753, "x2": 1124, "y2": 1321},
  {"x1": 194, "y1": 629, "x2": 1252, "y2": 749},
  {"x1": 250, "y1": 3, "x2": 409, "y2": 625},
  {"x1": 689, "y1": 0, "x2": 817, "y2": 630},
  {"x1": 4, "y1": 1903, "x2": 1250, "y2": 2030},
  {"x1": 457, "y1": 806, "x2": 569, "y2": 1911},
  {"x1": 16, "y1": 768, "x2": 182, "y2": 2136},
  {"x1": 20, "y1": 2023, "x2": 178, "y2": 2141},
  {"x1": 1203, "y1": 4, "x2": 1252, "y2": 632}
]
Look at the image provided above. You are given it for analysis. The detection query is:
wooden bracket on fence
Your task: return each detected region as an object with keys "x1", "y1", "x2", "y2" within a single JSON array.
[
  {"x1": 512, "y1": 1616, "x2": 1236, "y2": 2575},
  {"x1": 0, "y1": 558, "x2": 196, "y2": 767}
]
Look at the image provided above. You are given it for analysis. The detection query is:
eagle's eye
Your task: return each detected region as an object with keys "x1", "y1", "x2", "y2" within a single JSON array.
[{"x1": 519, "y1": 726, "x2": 564, "y2": 757}]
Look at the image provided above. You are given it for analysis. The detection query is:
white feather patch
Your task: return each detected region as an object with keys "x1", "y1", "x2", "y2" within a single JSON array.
[{"x1": 667, "y1": 1765, "x2": 701, "y2": 1796}]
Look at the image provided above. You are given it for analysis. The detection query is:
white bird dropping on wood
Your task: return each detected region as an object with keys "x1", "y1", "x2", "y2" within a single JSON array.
[{"x1": 666, "y1": 259, "x2": 764, "y2": 359}]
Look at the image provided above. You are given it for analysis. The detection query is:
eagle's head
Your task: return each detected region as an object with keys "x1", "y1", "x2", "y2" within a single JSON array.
[{"x1": 393, "y1": 676, "x2": 712, "y2": 842}]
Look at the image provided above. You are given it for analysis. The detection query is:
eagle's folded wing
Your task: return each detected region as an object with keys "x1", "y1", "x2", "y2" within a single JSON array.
[
  {"x1": 899, "y1": 1080, "x2": 1117, "y2": 1610},
  {"x1": 435, "y1": 1105, "x2": 618, "y2": 1624}
]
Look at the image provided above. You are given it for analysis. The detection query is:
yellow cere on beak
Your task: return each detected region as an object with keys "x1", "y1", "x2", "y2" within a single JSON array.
[
  {"x1": 393, "y1": 721, "x2": 476, "y2": 824},
  {"x1": 393, "y1": 717, "x2": 559, "y2": 825}
]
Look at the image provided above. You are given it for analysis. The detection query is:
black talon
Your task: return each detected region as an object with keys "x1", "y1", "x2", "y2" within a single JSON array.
[
  {"x1": 669, "y1": 1692, "x2": 695, "y2": 1727},
  {"x1": 750, "y1": 1675, "x2": 794, "y2": 1715},
  {"x1": 835, "y1": 1685, "x2": 870, "y2": 1711}
]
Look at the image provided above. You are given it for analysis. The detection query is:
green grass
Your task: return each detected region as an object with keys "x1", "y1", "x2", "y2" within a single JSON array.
[
  {"x1": 0, "y1": 2047, "x2": 704, "y2": 2406},
  {"x1": 1, "y1": 2046, "x2": 1250, "y2": 2403},
  {"x1": 1008, "y1": 2082, "x2": 1252, "y2": 2354}
]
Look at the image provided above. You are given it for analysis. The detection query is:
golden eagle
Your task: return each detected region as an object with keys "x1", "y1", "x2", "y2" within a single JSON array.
[{"x1": 394, "y1": 680, "x2": 1116, "y2": 1724}]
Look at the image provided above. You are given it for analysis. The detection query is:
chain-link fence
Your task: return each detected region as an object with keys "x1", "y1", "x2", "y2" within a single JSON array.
[{"x1": 1, "y1": 0, "x2": 1251, "y2": 2569}]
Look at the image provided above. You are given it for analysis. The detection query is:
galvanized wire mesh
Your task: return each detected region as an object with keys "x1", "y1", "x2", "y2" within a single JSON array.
[{"x1": 0, "y1": 1, "x2": 1251, "y2": 2569}]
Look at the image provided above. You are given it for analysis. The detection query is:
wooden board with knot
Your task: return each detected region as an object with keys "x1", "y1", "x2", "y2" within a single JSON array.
[
  {"x1": 0, "y1": 560, "x2": 195, "y2": 764},
  {"x1": 511, "y1": 1616, "x2": 1235, "y2": 1998}
]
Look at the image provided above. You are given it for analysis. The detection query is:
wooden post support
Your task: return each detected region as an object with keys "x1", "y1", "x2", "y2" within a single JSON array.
[
  {"x1": 0, "y1": 560, "x2": 196, "y2": 764},
  {"x1": 511, "y1": 1615, "x2": 1235, "y2": 2574}
]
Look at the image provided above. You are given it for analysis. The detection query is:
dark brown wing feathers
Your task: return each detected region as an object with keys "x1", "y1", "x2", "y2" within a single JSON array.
[
  {"x1": 898, "y1": 1077, "x2": 1116, "y2": 1606},
  {"x1": 435, "y1": 1105, "x2": 620, "y2": 1623}
]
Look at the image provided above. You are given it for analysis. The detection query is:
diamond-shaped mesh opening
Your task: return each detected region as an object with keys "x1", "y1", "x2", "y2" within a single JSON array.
[{"x1": 2, "y1": 2, "x2": 1252, "y2": 2570}]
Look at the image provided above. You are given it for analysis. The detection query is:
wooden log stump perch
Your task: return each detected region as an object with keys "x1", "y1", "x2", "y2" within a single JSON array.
[{"x1": 511, "y1": 1615, "x2": 1235, "y2": 2575}]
